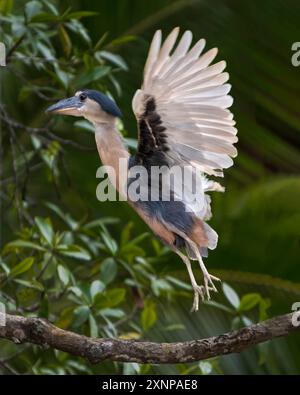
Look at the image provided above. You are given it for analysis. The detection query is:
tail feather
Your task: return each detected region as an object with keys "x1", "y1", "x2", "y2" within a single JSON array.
[
  {"x1": 186, "y1": 242, "x2": 208, "y2": 259},
  {"x1": 185, "y1": 222, "x2": 218, "y2": 259},
  {"x1": 203, "y1": 222, "x2": 218, "y2": 250}
]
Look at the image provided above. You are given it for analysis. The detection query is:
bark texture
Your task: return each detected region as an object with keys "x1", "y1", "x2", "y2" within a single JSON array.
[{"x1": 0, "y1": 312, "x2": 298, "y2": 364}]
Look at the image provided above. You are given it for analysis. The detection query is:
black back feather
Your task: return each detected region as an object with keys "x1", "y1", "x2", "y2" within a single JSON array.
[{"x1": 132, "y1": 96, "x2": 169, "y2": 169}]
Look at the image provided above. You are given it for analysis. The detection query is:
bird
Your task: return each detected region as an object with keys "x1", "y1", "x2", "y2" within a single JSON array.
[{"x1": 46, "y1": 28, "x2": 237, "y2": 312}]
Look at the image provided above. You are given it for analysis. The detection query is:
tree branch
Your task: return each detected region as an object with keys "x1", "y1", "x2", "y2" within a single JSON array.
[{"x1": 0, "y1": 312, "x2": 298, "y2": 364}]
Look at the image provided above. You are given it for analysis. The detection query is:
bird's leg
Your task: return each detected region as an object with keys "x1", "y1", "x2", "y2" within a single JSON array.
[
  {"x1": 189, "y1": 241, "x2": 221, "y2": 300},
  {"x1": 173, "y1": 249, "x2": 209, "y2": 312}
]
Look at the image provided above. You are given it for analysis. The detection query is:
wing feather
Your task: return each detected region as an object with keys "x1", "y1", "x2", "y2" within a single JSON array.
[
  {"x1": 143, "y1": 30, "x2": 162, "y2": 89},
  {"x1": 132, "y1": 29, "x2": 238, "y2": 222}
]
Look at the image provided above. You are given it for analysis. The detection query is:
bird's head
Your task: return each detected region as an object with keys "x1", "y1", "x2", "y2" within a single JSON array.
[{"x1": 46, "y1": 89, "x2": 122, "y2": 123}]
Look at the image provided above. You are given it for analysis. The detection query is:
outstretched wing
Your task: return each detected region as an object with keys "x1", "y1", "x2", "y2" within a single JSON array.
[{"x1": 132, "y1": 28, "x2": 237, "y2": 178}]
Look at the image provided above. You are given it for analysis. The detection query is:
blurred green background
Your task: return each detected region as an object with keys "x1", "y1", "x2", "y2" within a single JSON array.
[{"x1": 0, "y1": 0, "x2": 299, "y2": 375}]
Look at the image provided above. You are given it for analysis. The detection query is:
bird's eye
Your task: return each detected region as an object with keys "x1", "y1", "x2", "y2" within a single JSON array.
[{"x1": 79, "y1": 93, "x2": 87, "y2": 101}]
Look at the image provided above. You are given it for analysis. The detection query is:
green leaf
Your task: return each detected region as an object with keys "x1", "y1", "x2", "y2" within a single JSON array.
[
  {"x1": 231, "y1": 316, "x2": 243, "y2": 330},
  {"x1": 5, "y1": 240, "x2": 45, "y2": 252},
  {"x1": 166, "y1": 276, "x2": 191, "y2": 291},
  {"x1": 65, "y1": 20, "x2": 91, "y2": 45},
  {"x1": 151, "y1": 278, "x2": 172, "y2": 296},
  {"x1": 89, "y1": 314, "x2": 98, "y2": 337},
  {"x1": 13, "y1": 278, "x2": 44, "y2": 291},
  {"x1": 57, "y1": 265, "x2": 70, "y2": 286},
  {"x1": 58, "y1": 231, "x2": 73, "y2": 246},
  {"x1": 120, "y1": 244, "x2": 145, "y2": 258},
  {"x1": 199, "y1": 361, "x2": 213, "y2": 375},
  {"x1": 59, "y1": 6, "x2": 71, "y2": 20},
  {"x1": 0, "y1": 259, "x2": 10, "y2": 275},
  {"x1": 73, "y1": 306, "x2": 90, "y2": 327},
  {"x1": 35, "y1": 217, "x2": 54, "y2": 245},
  {"x1": 93, "y1": 288, "x2": 125, "y2": 309},
  {"x1": 44, "y1": 202, "x2": 78, "y2": 230},
  {"x1": 30, "y1": 12, "x2": 59, "y2": 23},
  {"x1": 17, "y1": 288, "x2": 39, "y2": 305},
  {"x1": 90, "y1": 280, "x2": 105, "y2": 300},
  {"x1": 53, "y1": 64, "x2": 70, "y2": 89},
  {"x1": 41, "y1": 0, "x2": 58, "y2": 15},
  {"x1": 25, "y1": 1, "x2": 42, "y2": 21},
  {"x1": 141, "y1": 300, "x2": 157, "y2": 331},
  {"x1": 123, "y1": 362, "x2": 140, "y2": 375},
  {"x1": 222, "y1": 283, "x2": 240, "y2": 309},
  {"x1": 96, "y1": 51, "x2": 128, "y2": 70},
  {"x1": 64, "y1": 11, "x2": 98, "y2": 20},
  {"x1": 101, "y1": 232, "x2": 118, "y2": 255},
  {"x1": 125, "y1": 138, "x2": 138, "y2": 149},
  {"x1": 119, "y1": 332, "x2": 141, "y2": 340},
  {"x1": 109, "y1": 74, "x2": 122, "y2": 96},
  {"x1": 36, "y1": 42, "x2": 55, "y2": 61},
  {"x1": 164, "y1": 324, "x2": 185, "y2": 332},
  {"x1": 120, "y1": 222, "x2": 133, "y2": 247},
  {"x1": 58, "y1": 24, "x2": 72, "y2": 57},
  {"x1": 204, "y1": 300, "x2": 235, "y2": 314},
  {"x1": 100, "y1": 308, "x2": 125, "y2": 318},
  {"x1": 57, "y1": 245, "x2": 91, "y2": 261},
  {"x1": 238, "y1": 293, "x2": 261, "y2": 312},
  {"x1": 94, "y1": 32, "x2": 109, "y2": 51},
  {"x1": 108, "y1": 35, "x2": 136, "y2": 47},
  {"x1": 0, "y1": 0, "x2": 13, "y2": 15},
  {"x1": 68, "y1": 286, "x2": 83, "y2": 299},
  {"x1": 10, "y1": 257, "x2": 34, "y2": 278},
  {"x1": 75, "y1": 66, "x2": 111, "y2": 87},
  {"x1": 100, "y1": 257, "x2": 117, "y2": 285},
  {"x1": 241, "y1": 316, "x2": 253, "y2": 327},
  {"x1": 259, "y1": 298, "x2": 271, "y2": 321},
  {"x1": 84, "y1": 217, "x2": 119, "y2": 229}
]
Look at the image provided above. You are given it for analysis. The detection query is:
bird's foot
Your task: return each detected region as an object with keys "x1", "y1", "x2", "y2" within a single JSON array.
[
  {"x1": 191, "y1": 285, "x2": 204, "y2": 312},
  {"x1": 190, "y1": 273, "x2": 221, "y2": 312},
  {"x1": 190, "y1": 284, "x2": 215, "y2": 312},
  {"x1": 203, "y1": 272, "x2": 221, "y2": 300}
]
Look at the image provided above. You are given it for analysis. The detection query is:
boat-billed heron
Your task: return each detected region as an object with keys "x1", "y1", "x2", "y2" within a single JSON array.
[{"x1": 47, "y1": 28, "x2": 238, "y2": 311}]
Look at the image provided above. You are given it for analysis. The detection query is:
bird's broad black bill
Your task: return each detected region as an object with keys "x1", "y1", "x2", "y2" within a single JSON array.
[{"x1": 46, "y1": 96, "x2": 82, "y2": 113}]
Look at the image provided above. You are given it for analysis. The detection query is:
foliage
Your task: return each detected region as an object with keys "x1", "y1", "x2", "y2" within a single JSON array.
[{"x1": 0, "y1": 0, "x2": 300, "y2": 375}]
